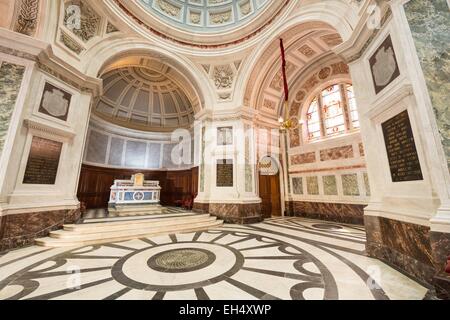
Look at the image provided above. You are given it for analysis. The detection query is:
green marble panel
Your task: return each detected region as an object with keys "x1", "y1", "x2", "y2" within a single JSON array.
[
  {"x1": 323, "y1": 175, "x2": 338, "y2": 196},
  {"x1": 342, "y1": 174, "x2": 360, "y2": 196},
  {"x1": 363, "y1": 172, "x2": 371, "y2": 196},
  {"x1": 0, "y1": 62, "x2": 25, "y2": 158},
  {"x1": 306, "y1": 176, "x2": 319, "y2": 195},
  {"x1": 404, "y1": 0, "x2": 450, "y2": 172},
  {"x1": 292, "y1": 177, "x2": 303, "y2": 195}
]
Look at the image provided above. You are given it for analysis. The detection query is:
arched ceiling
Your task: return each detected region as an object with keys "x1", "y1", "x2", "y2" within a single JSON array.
[
  {"x1": 111, "y1": 0, "x2": 290, "y2": 47},
  {"x1": 94, "y1": 60, "x2": 196, "y2": 132},
  {"x1": 244, "y1": 21, "x2": 347, "y2": 117}
]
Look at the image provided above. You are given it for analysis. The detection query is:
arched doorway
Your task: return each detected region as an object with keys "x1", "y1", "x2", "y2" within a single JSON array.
[{"x1": 258, "y1": 156, "x2": 281, "y2": 218}]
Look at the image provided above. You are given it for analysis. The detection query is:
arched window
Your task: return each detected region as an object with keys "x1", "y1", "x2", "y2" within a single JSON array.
[{"x1": 306, "y1": 83, "x2": 359, "y2": 141}]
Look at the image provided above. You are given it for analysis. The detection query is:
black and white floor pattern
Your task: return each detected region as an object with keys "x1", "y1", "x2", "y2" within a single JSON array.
[{"x1": 0, "y1": 217, "x2": 427, "y2": 300}]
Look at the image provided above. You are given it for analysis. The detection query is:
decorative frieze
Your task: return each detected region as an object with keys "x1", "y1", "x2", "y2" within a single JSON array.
[
  {"x1": 60, "y1": 31, "x2": 83, "y2": 55},
  {"x1": 213, "y1": 65, "x2": 234, "y2": 89},
  {"x1": 64, "y1": 0, "x2": 101, "y2": 42},
  {"x1": 14, "y1": 0, "x2": 40, "y2": 36}
]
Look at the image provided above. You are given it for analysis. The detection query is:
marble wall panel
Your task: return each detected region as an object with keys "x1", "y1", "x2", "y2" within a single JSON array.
[
  {"x1": 359, "y1": 142, "x2": 365, "y2": 157},
  {"x1": 320, "y1": 145, "x2": 354, "y2": 162},
  {"x1": 365, "y1": 215, "x2": 435, "y2": 285},
  {"x1": 108, "y1": 137, "x2": 124, "y2": 166},
  {"x1": 363, "y1": 173, "x2": 371, "y2": 196},
  {"x1": 342, "y1": 174, "x2": 360, "y2": 196},
  {"x1": 291, "y1": 152, "x2": 316, "y2": 165},
  {"x1": 306, "y1": 176, "x2": 319, "y2": 195},
  {"x1": 147, "y1": 143, "x2": 161, "y2": 168},
  {"x1": 125, "y1": 141, "x2": 146, "y2": 168},
  {"x1": 162, "y1": 143, "x2": 176, "y2": 168},
  {"x1": 0, "y1": 208, "x2": 81, "y2": 252},
  {"x1": 208, "y1": 203, "x2": 262, "y2": 224},
  {"x1": 323, "y1": 175, "x2": 338, "y2": 195},
  {"x1": 292, "y1": 177, "x2": 303, "y2": 195},
  {"x1": 289, "y1": 128, "x2": 301, "y2": 148},
  {"x1": 404, "y1": 0, "x2": 450, "y2": 172},
  {"x1": 0, "y1": 62, "x2": 25, "y2": 158},
  {"x1": 290, "y1": 201, "x2": 365, "y2": 225},
  {"x1": 86, "y1": 130, "x2": 108, "y2": 164}
]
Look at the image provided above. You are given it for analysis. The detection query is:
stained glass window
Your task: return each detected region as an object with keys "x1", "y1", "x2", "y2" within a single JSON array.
[
  {"x1": 307, "y1": 98, "x2": 321, "y2": 140},
  {"x1": 305, "y1": 82, "x2": 360, "y2": 141},
  {"x1": 321, "y1": 85, "x2": 345, "y2": 136}
]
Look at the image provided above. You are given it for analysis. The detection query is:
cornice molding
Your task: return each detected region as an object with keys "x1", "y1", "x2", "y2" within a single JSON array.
[
  {"x1": 334, "y1": 3, "x2": 393, "y2": 63},
  {"x1": 0, "y1": 28, "x2": 102, "y2": 96}
]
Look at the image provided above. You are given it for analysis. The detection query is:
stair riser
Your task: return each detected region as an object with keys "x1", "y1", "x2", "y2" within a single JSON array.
[
  {"x1": 51, "y1": 220, "x2": 221, "y2": 240},
  {"x1": 65, "y1": 216, "x2": 214, "y2": 233},
  {"x1": 36, "y1": 223, "x2": 223, "y2": 248}
]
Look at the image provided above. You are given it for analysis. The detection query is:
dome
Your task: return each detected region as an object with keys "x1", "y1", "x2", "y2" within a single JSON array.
[
  {"x1": 140, "y1": 0, "x2": 270, "y2": 32},
  {"x1": 113, "y1": 0, "x2": 290, "y2": 47},
  {"x1": 93, "y1": 63, "x2": 195, "y2": 132}
]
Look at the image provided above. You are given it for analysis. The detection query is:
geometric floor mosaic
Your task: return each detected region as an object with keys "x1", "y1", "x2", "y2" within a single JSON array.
[{"x1": 0, "y1": 217, "x2": 428, "y2": 300}]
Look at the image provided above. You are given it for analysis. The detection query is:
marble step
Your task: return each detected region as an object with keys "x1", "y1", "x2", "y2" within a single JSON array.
[
  {"x1": 35, "y1": 220, "x2": 223, "y2": 247},
  {"x1": 84, "y1": 212, "x2": 197, "y2": 224},
  {"x1": 63, "y1": 214, "x2": 215, "y2": 233},
  {"x1": 109, "y1": 203, "x2": 162, "y2": 210}
]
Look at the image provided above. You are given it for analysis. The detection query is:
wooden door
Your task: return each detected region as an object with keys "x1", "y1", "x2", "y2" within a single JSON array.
[{"x1": 259, "y1": 173, "x2": 281, "y2": 218}]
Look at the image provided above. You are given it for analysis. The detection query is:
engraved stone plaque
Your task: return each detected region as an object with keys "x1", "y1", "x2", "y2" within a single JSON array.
[
  {"x1": 216, "y1": 159, "x2": 233, "y2": 187},
  {"x1": 38, "y1": 82, "x2": 72, "y2": 121},
  {"x1": 382, "y1": 110, "x2": 423, "y2": 182},
  {"x1": 23, "y1": 136, "x2": 63, "y2": 185},
  {"x1": 370, "y1": 35, "x2": 400, "y2": 94}
]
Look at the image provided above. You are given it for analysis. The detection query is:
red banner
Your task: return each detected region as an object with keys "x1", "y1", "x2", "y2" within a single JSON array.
[{"x1": 279, "y1": 38, "x2": 289, "y2": 103}]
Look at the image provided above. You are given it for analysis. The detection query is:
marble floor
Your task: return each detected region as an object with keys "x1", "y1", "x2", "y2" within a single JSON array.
[{"x1": 0, "y1": 217, "x2": 429, "y2": 300}]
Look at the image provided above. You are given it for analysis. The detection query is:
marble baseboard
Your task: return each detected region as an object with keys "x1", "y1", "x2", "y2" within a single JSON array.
[
  {"x1": 193, "y1": 202, "x2": 210, "y2": 214},
  {"x1": 434, "y1": 273, "x2": 450, "y2": 300},
  {"x1": 288, "y1": 201, "x2": 366, "y2": 225},
  {"x1": 430, "y1": 231, "x2": 450, "y2": 271},
  {"x1": 0, "y1": 208, "x2": 81, "y2": 252},
  {"x1": 194, "y1": 202, "x2": 262, "y2": 225},
  {"x1": 364, "y1": 215, "x2": 435, "y2": 286}
]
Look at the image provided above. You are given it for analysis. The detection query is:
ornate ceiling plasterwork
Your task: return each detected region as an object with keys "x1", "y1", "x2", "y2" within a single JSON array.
[
  {"x1": 111, "y1": 0, "x2": 291, "y2": 48},
  {"x1": 93, "y1": 59, "x2": 196, "y2": 132},
  {"x1": 243, "y1": 21, "x2": 344, "y2": 114}
]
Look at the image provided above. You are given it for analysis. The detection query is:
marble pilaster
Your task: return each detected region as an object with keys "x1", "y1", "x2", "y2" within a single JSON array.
[{"x1": 0, "y1": 62, "x2": 25, "y2": 158}]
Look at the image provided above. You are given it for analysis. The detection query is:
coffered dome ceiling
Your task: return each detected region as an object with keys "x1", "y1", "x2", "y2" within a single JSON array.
[
  {"x1": 94, "y1": 64, "x2": 195, "y2": 131},
  {"x1": 112, "y1": 0, "x2": 290, "y2": 47}
]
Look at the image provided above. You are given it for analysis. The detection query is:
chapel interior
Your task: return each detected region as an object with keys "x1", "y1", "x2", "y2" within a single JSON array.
[{"x1": 0, "y1": 0, "x2": 449, "y2": 300}]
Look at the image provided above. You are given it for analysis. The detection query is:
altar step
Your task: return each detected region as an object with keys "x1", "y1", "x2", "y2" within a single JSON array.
[
  {"x1": 108, "y1": 204, "x2": 165, "y2": 217},
  {"x1": 36, "y1": 213, "x2": 223, "y2": 247}
]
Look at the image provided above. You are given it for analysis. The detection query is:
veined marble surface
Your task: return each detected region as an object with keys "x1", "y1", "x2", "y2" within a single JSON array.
[
  {"x1": 0, "y1": 217, "x2": 428, "y2": 300},
  {"x1": 404, "y1": 0, "x2": 450, "y2": 172},
  {"x1": 0, "y1": 62, "x2": 25, "y2": 158}
]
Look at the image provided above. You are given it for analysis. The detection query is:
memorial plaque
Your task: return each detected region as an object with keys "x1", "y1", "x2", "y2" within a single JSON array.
[
  {"x1": 216, "y1": 159, "x2": 233, "y2": 187},
  {"x1": 370, "y1": 35, "x2": 400, "y2": 94},
  {"x1": 382, "y1": 110, "x2": 423, "y2": 182},
  {"x1": 38, "y1": 82, "x2": 72, "y2": 121},
  {"x1": 23, "y1": 136, "x2": 63, "y2": 185}
]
